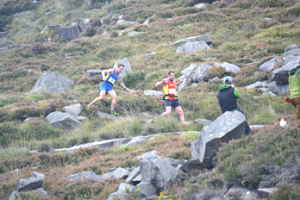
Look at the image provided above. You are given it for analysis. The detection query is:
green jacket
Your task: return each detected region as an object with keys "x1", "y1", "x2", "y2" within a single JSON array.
[
  {"x1": 217, "y1": 84, "x2": 242, "y2": 99},
  {"x1": 289, "y1": 65, "x2": 300, "y2": 99}
]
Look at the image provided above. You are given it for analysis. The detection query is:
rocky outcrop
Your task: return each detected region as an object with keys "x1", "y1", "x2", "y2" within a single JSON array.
[
  {"x1": 17, "y1": 172, "x2": 44, "y2": 192},
  {"x1": 113, "y1": 57, "x2": 132, "y2": 76},
  {"x1": 58, "y1": 22, "x2": 81, "y2": 41},
  {"x1": 32, "y1": 72, "x2": 74, "y2": 93},
  {"x1": 144, "y1": 90, "x2": 164, "y2": 98},
  {"x1": 170, "y1": 34, "x2": 212, "y2": 47},
  {"x1": 46, "y1": 111, "x2": 81, "y2": 130},
  {"x1": 259, "y1": 57, "x2": 283, "y2": 72},
  {"x1": 218, "y1": 62, "x2": 241, "y2": 73},
  {"x1": 191, "y1": 111, "x2": 246, "y2": 169},
  {"x1": 176, "y1": 41, "x2": 211, "y2": 53},
  {"x1": 284, "y1": 44, "x2": 300, "y2": 56}
]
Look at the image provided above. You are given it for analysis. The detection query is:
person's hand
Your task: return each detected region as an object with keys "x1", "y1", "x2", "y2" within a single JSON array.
[
  {"x1": 102, "y1": 77, "x2": 107, "y2": 81},
  {"x1": 125, "y1": 88, "x2": 131, "y2": 92}
]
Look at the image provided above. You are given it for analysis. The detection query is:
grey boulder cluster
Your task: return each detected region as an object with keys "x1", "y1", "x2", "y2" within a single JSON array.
[{"x1": 9, "y1": 172, "x2": 48, "y2": 200}]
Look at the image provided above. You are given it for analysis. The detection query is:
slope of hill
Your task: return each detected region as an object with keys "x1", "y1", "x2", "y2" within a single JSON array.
[{"x1": 0, "y1": 0, "x2": 300, "y2": 199}]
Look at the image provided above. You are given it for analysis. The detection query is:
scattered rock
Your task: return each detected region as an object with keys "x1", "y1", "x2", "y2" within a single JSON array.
[
  {"x1": 180, "y1": 63, "x2": 197, "y2": 75},
  {"x1": 113, "y1": 57, "x2": 132, "y2": 76},
  {"x1": 259, "y1": 57, "x2": 283, "y2": 72},
  {"x1": 144, "y1": 90, "x2": 164, "y2": 98},
  {"x1": 194, "y1": 118, "x2": 212, "y2": 125},
  {"x1": 17, "y1": 172, "x2": 44, "y2": 192},
  {"x1": 63, "y1": 103, "x2": 82, "y2": 116},
  {"x1": 32, "y1": 72, "x2": 74, "y2": 93},
  {"x1": 144, "y1": 52, "x2": 157, "y2": 60},
  {"x1": 220, "y1": 62, "x2": 240, "y2": 73},
  {"x1": 46, "y1": 111, "x2": 81, "y2": 130},
  {"x1": 284, "y1": 44, "x2": 300, "y2": 55},
  {"x1": 170, "y1": 34, "x2": 213, "y2": 47},
  {"x1": 176, "y1": 41, "x2": 211, "y2": 53},
  {"x1": 67, "y1": 171, "x2": 100, "y2": 182},
  {"x1": 86, "y1": 69, "x2": 102, "y2": 76}
]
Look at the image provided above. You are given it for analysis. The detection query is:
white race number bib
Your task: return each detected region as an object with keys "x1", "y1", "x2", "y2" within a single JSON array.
[
  {"x1": 107, "y1": 77, "x2": 116, "y2": 84},
  {"x1": 168, "y1": 89, "x2": 175, "y2": 95}
]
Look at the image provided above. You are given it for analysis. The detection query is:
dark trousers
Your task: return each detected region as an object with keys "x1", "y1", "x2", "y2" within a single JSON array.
[{"x1": 237, "y1": 108, "x2": 251, "y2": 135}]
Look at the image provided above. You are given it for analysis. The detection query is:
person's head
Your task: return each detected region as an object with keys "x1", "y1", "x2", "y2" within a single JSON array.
[
  {"x1": 223, "y1": 76, "x2": 232, "y2": 85},
  {"x1": 116, "y1": 64, "x2": 125, "y2": 73},
  {"x1": 168, "y1": 71, "x2": 175, "y2": 81}
]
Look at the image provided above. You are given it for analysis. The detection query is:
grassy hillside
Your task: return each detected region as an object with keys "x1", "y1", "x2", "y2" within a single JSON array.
[{"x1": 0, "y1": 0, "x2": 300, "y2": 199}]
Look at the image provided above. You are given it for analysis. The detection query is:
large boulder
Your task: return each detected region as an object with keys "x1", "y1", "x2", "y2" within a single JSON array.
[
  {"x1": 107, "y1": 183, "x2": 136, "y2": 200},
  {"x1": 139, "y1": 153, "x2": 179, "y2": 191},
  {"x1": 220, "y1": 62, "x2": 240, "y2": 73},
  {"x1": 176, "y1": 41, "x2": 211, "y2": 53},
  {"x1": 259, "y1": 57, "x2": 283, "y2": 71},
  {"x1": 170, "y1": 34, "x2": 213, "y2": 47},
  {"x1": 58, "y1": 22, "x2": 81, "y2": 41},
  {"x1": 126, "y1": 166, "x2": 140, "y2": 183},
  {"x1": 191, "y1": 63, "x2": 213, "y2": 82},
  {"x1": 46, "y1": 111, "x2": 81, "y2": 130},
  {"x1": 113, "y1": 57, "x2": 132, "y2": 76},
  {"x1": 135, "y1": 181, "x2": 157, "y2": 198},
  {"x1": 67, "y1": 171, "x2": 100, "y2": 182},
  {"x1": 32, "y1": 72, "x2": 74, "y2": 93},
  {"x1": 284, "y1": 44, "x2": 300, "y2": 56},
  {"x1": 17, "y1": 172, "x2": 44, "y2": 192},
  {"x1": 98, "y1": 167, "x2": 130, "y2": 180},
  {"x1": 191, "y1": 111, "x2": 246, "y2": 168},
  {"x1": 180, "y1": 63, "x2": 197, "y2": 75}
]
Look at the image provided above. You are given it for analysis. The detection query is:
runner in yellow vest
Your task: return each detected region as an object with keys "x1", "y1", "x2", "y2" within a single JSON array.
[{"x1": 155, "y1": 71, "x2": 185, "y2": 123}]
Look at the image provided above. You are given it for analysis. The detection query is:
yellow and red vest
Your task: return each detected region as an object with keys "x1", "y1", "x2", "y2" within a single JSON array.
[{"x1": 163, "y1": 80, "x2": 177, "y2": 100}]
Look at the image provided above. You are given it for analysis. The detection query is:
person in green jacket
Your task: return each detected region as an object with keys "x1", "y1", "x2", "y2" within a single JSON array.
[{"x1": 288, "y1": 63, "x2": 300, "y2": 122}]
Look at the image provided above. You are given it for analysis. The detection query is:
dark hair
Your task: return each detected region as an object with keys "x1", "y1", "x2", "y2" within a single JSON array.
[
  {"x1": 118, "y1": 64, "x2": 124, "y2": 68},
  {"x1": 168, "y1": 71, "x2": 175, "y2": 75}
]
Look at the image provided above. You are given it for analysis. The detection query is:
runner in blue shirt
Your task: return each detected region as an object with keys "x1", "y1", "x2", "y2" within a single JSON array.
[{"x1": 88, "y1": 64, "x2": 130, "y2": 116}]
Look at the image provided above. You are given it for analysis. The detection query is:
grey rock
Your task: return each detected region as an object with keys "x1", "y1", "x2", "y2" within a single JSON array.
[
  {"x1": 144, "y1": 90, "x2": 164, "y2": 98},
  {"x1": 194, "y1": 3, "x2": 208, "y2": 9},
  {"x1": 284, "y1": 44, "x2": 300, "y2": 55},
  {"x1": 257, "y1": 188, "x2": 277, "y2": 199},
  {"x1": 126, "y1": 166, "x2": 140, "y2": 183},
  {"x1": 266, "y1": 81, "x2": 279, "y2": 94},
  {"x1": 249, "y1": 125, "x2": 266, "y2": 129},
  {"x1": 9, "y1": 191, "x2": 20, "y2": 200},
  {"x1": 17, "y1": 172, "x2": 44, "y2": 192},
  {"x1": 194, "y1": 118, "x2": 212, "y2": 125},
  {"x1": 0, "y1": 44, "x2": 25, "y2": 51},
  {"x1": 128, "y1": 31, "x2": 141, "y2": 36},
  {"x1": 143, "y1": 18, "x2": 149, "y2": 25},
  {"x1": 262, "y1": 91, "x2": 276, "y2": 97},
  {"x1": 74, "y1": 115, "x2": 87, "y2": 122},
  {"x1": 86, "y1": 69, "x2": 102, "y2": 76},
  {"x1": 144, "y1": 52, "x2": 157, "y2": 59},
  {"x1": 63, "y1": 103, "x2": 82, "y2": 116},
  {"x1": 136, "y1": 181, "x2": 157, "y2": 198},
  {"x1": 34, "y1": 188, "x2": 48, "y2": 196},
  {"x1": 166, "y1": 158, "x2": 184, "y2": 168},
  {"x1": 58, "y1": 22, "x2": 81, "y2": 41},
  {"x1": 137, "y1": 150, "x2": 158, "y2": 160},
  {"x1": 181, "y1": 160, "x2": 203, "y2": 175},
  {"x1": 97, "y1": 111, "x2": 118, "y2": 119},
  {"x1": 116, "y1": 20, "x2": 138, "y2": 25},
  {"x1": 24, "y1": 118, "x2": 39, "y2": 122},
  {"x1": 14, "y1": 11, "x2": 32, "y2": 17},
  {"x1": 46, "y1": 111, "x2": 81, "y2": 130},
  {"x1": 277, "y1": 84, "x2": 289, "y2": 95},
  {"x1": 221, "y1": 62, "x2": 240, "y2": 73},
  {"x1": 0, "y1": 32, "x2": 7, "y2": 39},
  {"x1": 245, "y1": 81, "x2": 268, "y2": 89},
  {"x1": 270, "y1": 57, "x2": 299, "y2": 85},
  {"x1": 225, "y1": 187, "x2": 257, "y2": 200},
  {"x1": 176, "y1": 41, "x2": 211, "y2": 53},
  {"x1": 32, "y1": 0, "x2": 42, "y2": 8},
  {"x1": 177, "y1": 71, "x2": 194, "y2": 91},
  {"x1": 99, "y1": 168, "x2": 130, "y2": 180},
  {"x1": 259, "y1": 57, "x2": 283, "y2": 71},
  {"x1": 191, "y1": 63, "x2": 213, "y2": 82},
  {"x1": 170, "y1": 34, "x2": 213, "y2": 47},
  {"x1": 125, "y1": 136, "x2": 146, "y2": 146},
  {"x1": 191, "y1": 111, "x2": 246, "y2": 168},
  {"x1": 132, "y1": 174, "x2": 142, "y2": 182},
  {"x1": 113, "y1": 57, "x2": 132, "y2": 76},
  {"x1": 180, "y1": 63, "x2": 197, "y2": 75},
  {"x1": 107, "y1": 183, "x2": 136, "y2": 200},
  {"x1": 67, "y1": 171, "x2": 100, "y2": 182},
  {"x1": 32, "y1": 72, "x2": 74, "y2": 93},
  {"x1": 283, "y1": 55, "x2": 299, "y2": 65}
]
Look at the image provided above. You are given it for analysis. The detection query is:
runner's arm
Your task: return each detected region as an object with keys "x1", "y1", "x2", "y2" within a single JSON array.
[
  {"x1": 101, "y1": 69, "x2": 114, "y2": 81},
  {"x1": 155, "y1": 78, "x2": 167, "y2": 87},
  {"x1": 175, "y1": 79, "x2": 184, "y2": 85},
  {"x1": 119, "y1": 75, "x2": 130, "y2": 92}
]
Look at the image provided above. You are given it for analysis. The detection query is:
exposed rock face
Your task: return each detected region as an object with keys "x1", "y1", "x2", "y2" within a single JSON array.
[
  {"x1": 191, "y1": 111, "x2": 246, "y2": 168},
  {"x1": 284, "y1": 44, "x2": 300, "y2": 55},
  {"x1": 113, "y1": 57, "x2": 132, "y2": 76},
  {"x1": 220, "y1": 62, "x2": 241, "y2": 73},
  {"x1": 67, "y1": 171, "x2": 100, "y2": 182},
  {"x1": 17, "y1": 172, "x2": 44, "y2": 192},
  {"x1": 180, "y1": 63, "x2": 197, "y2": 75},
  {"x1": 58, "y1": 22, "x2": 81, "y2": 41},
  {"x1": 46, "y1": 111, "x2": 81, "y2": 130},
  {"x1": 107, "y1": 183, "x2": 136, "y2": 200},
  {"x1": 191, "y1": 63, "x2": 213, "y2": 82},
  {"x1": 259, "y1": 57, "x2": 283, "y2": 71},
  {"x1": 176, "y1": 41, "x2": 211, "y2": 53},
  {"x1": 32, "y1": 72, "x2": 74, "y2": 93},
  {"x1": 170, "y1": 34, "x2": 213, "y2": 47}
]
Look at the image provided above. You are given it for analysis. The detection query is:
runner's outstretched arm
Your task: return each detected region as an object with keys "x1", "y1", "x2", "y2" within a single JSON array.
[{"x1": 119, "y1": 75, "x2": 130, "y2": 92}]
